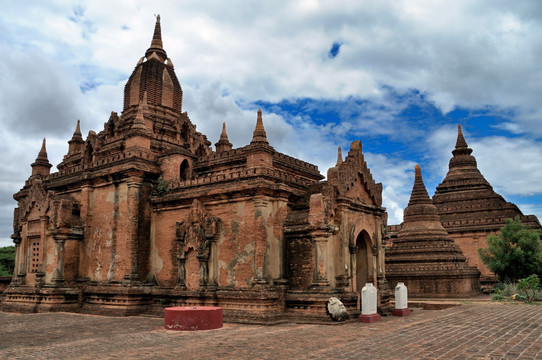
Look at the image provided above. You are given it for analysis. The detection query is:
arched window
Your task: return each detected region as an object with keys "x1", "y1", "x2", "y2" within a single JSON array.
[{"x1": 180, "y1": 159, "x2": 189, "y2": 180}]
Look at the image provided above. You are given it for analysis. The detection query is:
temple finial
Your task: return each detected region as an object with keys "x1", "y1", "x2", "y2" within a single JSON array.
[
  {"x1": 250, "y1": 109, "x2": 269, "y2": 145},
  {"x1": 452, "y1": 124, "x2": 473, "y2": 157},
  {"x1": 151, "y1": 14, "x2": 162, "y2": 49},
  {"x1": 146, "y1": 14, "x2": 167, "y2": 61},
  {"x1": 455, "y1": 124, "x2": 468, "y2": 149},
  {"x1": 74, "y1": 119, "x2": 82, "y2": 136},
  {"x1": 68, "y1": 120, "x2": 84, "y2": 154},
  {"x1": 70, "y1": 119, "x2": 83, "y2": 142},
  {"x1": 215, "y1": 122, "x2": 233, "y2": 153},
  {"x1": 220, "y1": 122, "x2": 229, "y2": 141},
  {"x1": 336, "y1": 146, "x2": 343, "y2": 166},
  {"x1": 39, "y1": 138, "x2": 47, "y2": 157},
  {"x1": 31, "y1": 138, "x2": 52, "y2": 175},
  {"x1": 407, "y1": 164, "x2": 432, "y2": 207}
]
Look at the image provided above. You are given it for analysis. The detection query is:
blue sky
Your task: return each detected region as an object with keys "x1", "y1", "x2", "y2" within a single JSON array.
[{"x1": 1, "y1": 1, "x2": 542, "y2": 247}]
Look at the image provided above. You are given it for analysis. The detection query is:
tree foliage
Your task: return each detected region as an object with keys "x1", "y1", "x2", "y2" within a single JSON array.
[
  {"x1": 0, "y1": 245, "x2": 16, "y2": 277},
  {"x1": 479, "y1": 217, "x2": 542, "y2": 282},
  {"x1": 517, "y1": 274, "x2": 540, "y2": 303}
]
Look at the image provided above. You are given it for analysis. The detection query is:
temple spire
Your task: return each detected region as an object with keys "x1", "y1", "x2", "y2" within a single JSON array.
[
  {"x1": 145, "y1": 14, "x2": 167, "y2": 61},
  {"x1": 68, "y1": 120, "x2": 84, "y2": 154},
  {"x1": 250, "y1": 109, "x2": 269, "y2": 145},
  {"x1": 220, "y1": 122, "x2": 229, "y2": 142},
  {"x1": 452, "y1": 124, "x2": 473, "y2": 156},
  {"x1": 385, "y1": 162, "x2": 481, "y2": 297},
  {"x1": 31, "y1": 138, "x2": 52, "y2": 176},
  {"x1": 336, "y1": 146, "x2": 343, "y2": 166},
  {"x1": 407, "y1": 164, "x2": 432, "y2": 207},
  {"x1": 215, "y1": 122, "x2": 233, "y2": 153},
  {"x1": 73, "y1": 119, "x2": 82, "y2": 140}
]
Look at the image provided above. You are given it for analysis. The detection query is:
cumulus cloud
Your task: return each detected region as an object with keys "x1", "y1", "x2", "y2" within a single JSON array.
[
  {"x1": 365, "y1": 153, "x2": 417, "y2": 225},
  {"x1": 473, "y1": 137, "x2": 542, "y2": 196},
  {"x1": 1, "y1": 0, "x2": 542, "y2": 245}
]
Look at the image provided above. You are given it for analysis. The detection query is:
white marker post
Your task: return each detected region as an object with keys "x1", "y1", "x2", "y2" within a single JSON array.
[
  {"x1": 392, "y1": 282, "x2": 411, "y2": 316},
  {"x1": 358, "y1": 283, "x2": 381, "y2": 323}
]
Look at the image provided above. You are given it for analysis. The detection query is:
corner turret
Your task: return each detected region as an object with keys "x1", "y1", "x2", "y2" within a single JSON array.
[
  {"x1": 250, "y1": 109, "x2": 269, "y2": 146},
  {"x1": 215, "y1": 122, "x2": 233, "y2": 153},
  {"x1": 31, "y1": 138, "x2": 52, "y2": 177},
  {"x1": 68, "y1": 120, "x2": 84, "y2": 154}
]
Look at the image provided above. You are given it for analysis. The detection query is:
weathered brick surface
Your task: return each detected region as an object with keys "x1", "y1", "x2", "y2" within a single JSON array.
[
  {"x1": 5, "y1": 16, "x2": 388, "y2": 322},
  {"x1": 432, "y1": 125, "x2": 542, "y2": 284},
  {"x1": 1, "y1": 303, "x2": 542, "y2": 359},
  {"x1": 386, "y1": 165, "x2": 480, "y2": 297}
]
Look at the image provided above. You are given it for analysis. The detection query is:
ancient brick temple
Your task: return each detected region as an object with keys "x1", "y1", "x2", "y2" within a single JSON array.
[
  {"x1": 4, "y1": 16, "x2": 389, "y2": 322},
  {"x1": 386, "y1": 165, "x2": 480, "y2": 297},
  {"x1": 433, "y1": 125, "x2": 541, "y2": 285}
]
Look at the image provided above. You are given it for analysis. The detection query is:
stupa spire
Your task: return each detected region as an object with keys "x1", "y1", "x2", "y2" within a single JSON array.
[
  {"x1": 215, "y1": 122, "x2": 233, "y2": 153},
  {"x1": 336, "y1": 146, "x2": 343, "y2": 166},
  {"x1": 452, "y1": 124, "x2": 473, "y2": 157},
  {"x1": 408, "y1": 164, "x2": 432, "y2": 207},
  {"x1": 31, "y1": 138, "x2": 52, "y2": 176},
  {"x1": 37, "y1": 138, "x2": 48, "y2": 160},
  {"x1": 250, "y1": 109, "x2": 269, "y2": 145},
  {"x1": 220, "y1": 122, "x2": 229, "y2": 142},
  {"x1": 68, "y1": 119, "x2": 84, "y2": 154},
  {"x1": 145, "y1": 14, "x2": 167, "y2": 61},
  {"x1": 73, "y1": 119, "x2": 82, "y2": 140}
]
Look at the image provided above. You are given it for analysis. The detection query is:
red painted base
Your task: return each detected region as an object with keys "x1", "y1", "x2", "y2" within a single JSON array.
[
  {"x1": 164, "y1": 306, "x2": 223, "y2": 331},
  {"x1": 358, "y1": 313, "x2": 381, "y2": 323},
  {"x1": 392, "y1": 308, "x2": 411, "y2": 317}
]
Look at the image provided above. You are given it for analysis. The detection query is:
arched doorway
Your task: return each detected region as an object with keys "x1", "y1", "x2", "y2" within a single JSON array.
[{"x1": 355, "y1": 231, "x2": 370, "y2": 308}]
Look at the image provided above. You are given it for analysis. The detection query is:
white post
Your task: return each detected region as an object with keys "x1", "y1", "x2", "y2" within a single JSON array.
[
  {"x1": 358, "y1": 283, "x2": 381, "y2": 323},
  {"x1": 392, "y1": 282, "x2": 411, "y2": 316}
]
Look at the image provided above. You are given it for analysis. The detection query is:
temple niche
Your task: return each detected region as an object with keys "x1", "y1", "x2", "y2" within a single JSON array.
[{"x1": 3, "y1": 16, "x2": 388, "y2": 323}]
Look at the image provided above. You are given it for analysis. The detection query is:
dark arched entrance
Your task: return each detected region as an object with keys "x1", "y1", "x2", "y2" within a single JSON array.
[
  {"x1": 180, "y1": 159, "x2": 189, "y2": 180},
  {"x1": 355, "y1": 231, "x2": 370, "y2": 309}
]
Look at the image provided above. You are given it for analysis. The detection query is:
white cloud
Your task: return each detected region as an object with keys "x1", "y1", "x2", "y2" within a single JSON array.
[
  {"x1": 1, "y1": 0, "x2": 542, "y2": 245},
  {"x1": 473, "y1": 137, "x2": 542, "y2": 196},
  {"x1": 364, "y1": 153, "x2": 417, "y2": 225}
]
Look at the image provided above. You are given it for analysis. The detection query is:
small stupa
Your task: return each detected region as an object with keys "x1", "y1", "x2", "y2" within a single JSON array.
[{"x1": 385, "y1": 165, "x2": 480, "y2": 297}]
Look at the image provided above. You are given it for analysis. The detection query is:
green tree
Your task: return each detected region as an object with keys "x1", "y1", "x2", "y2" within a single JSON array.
[
  {"x1": 479, "y1": 217, "x2": 542, "y2": 282},
  {"x1": 0, "y1": 245, "x2": 16, "y2": 276},
  {"x1": 517, "y1": 274, "x2": 540, "y2": 303}
]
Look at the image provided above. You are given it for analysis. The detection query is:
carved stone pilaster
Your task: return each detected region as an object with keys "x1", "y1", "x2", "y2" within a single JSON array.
[
  {"x1": 124, "y1": 177, "x2": 143, "y2": 285},
  {"x1": 310, "y1": 224, "x2": 338, "y2": 288},
  {"x1": 311, "y1": 236, "x2": 329, "y2": 287},
  {"x1": 52, "y1": 236, "x2": 67, "y2": 285}
]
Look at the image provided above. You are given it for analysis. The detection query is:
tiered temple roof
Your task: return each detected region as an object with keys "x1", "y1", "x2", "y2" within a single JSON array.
[
  {"x1": 433, "y1": 125, "x2": 540, "y2": 233},
  {"x1": 386, "y1": 165, "x2": 480, "y2": 297}
]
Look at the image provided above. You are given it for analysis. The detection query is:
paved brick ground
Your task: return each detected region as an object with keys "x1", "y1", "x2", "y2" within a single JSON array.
[{"x1": 1, "y1": 303, "x2": 542, "y2": 359}]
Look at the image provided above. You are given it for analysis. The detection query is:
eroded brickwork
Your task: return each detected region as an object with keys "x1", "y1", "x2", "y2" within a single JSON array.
[
  {"x1": 432, "y1": 125, "x2": 541, "y2": 284},
  {"x1": 4, "y1": 16, "x2": 387, "y2": 323}
]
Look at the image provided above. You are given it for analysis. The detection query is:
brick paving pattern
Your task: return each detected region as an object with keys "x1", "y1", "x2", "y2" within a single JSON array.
[{"x1": 1, "y1": 303, "x2": 542, "y2": 359}]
